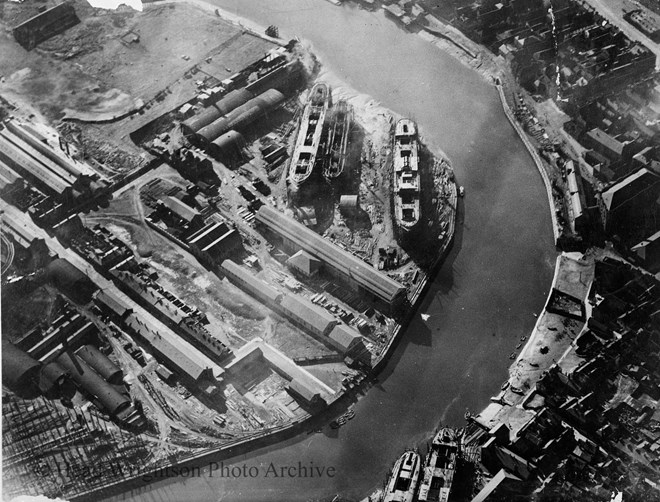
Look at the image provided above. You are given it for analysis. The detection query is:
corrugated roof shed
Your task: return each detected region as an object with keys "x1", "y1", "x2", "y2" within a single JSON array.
[
  {"x1": 124, "y1": 314, "x2": 217, "y2": 383},
  {"x1": 256, "y1": 206, "x2": 406, "y2": 305},
  {"x1": 161, "y1": 196, "x2": 201, "y2": 223},
  {"x1": 182, "y1": 89, "x2": 254, "y2": 134},
  {"x1": 279, "y1": 293, "x2": 337, "y2": 337},
  {"x1": 327, "y1": 324, "x2": 363, "y2": 354},
  {"x1": 0, "y1": 133, "x2": 71, "y2": 195},
  {"x1": 95, "y1": 289, "x2": 132, "y2": 320},
  {"x1": 287, "y1": 377, "x2": 322, "y2": 405},
  {"x1": 221, "y1": 259, "x2": 283, "y2": 305}
]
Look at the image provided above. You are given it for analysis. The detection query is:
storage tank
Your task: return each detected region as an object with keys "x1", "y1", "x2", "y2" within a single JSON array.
[
  {"x1": 75, "y1": 345, "x2": 124, "y2": 385},
  {"x1": 56, "y1": 352, "x2": 131, "y2": 417},
  {"x1": 2, "y1": 339, "x2": 41, "y2": 395},
  {"x1": 39, "y1": 361, "x2": 76, "y2": 399},
  {"x1": 181, "y1": 89, "x2": 253, "y2": 136}
]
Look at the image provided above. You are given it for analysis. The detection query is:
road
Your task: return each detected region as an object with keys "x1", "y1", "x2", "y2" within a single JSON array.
[{"x1": 580, "y1": 0, "x2": 660, "y2": 68}]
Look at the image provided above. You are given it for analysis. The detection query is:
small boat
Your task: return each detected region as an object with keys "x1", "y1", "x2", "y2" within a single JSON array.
[
  {"x1": 458, "y1": 186, "x2": 465, "y2": 197},
  {"x1": 516, "y1": 343, "x2": 523, "y2": 349},
  {"x1": 421, "y1": 313, "x2": 430, "y2": 321}
]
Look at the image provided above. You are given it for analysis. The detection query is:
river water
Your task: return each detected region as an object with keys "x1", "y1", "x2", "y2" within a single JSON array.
[{"x1": 111, "y1": 2, "x2": 556, "y2": 501}]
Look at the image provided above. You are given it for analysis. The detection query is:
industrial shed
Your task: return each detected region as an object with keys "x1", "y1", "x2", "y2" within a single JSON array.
[
  {"x1": 286, "y1": 250, "x2": 322, "y2": 277},
  {"x1": 45, "y1": 258, "x2": 98, "y2": 304},
  {"x1": 94, "y1": 289, "x2": 133, "y2": 323},
  {"x1": 287, "y1": 378, "x2": 326, "y2": 407},
  {"x1": 181, "y1": 89, "x2": 254, "y2": 135},
  {"x1": 75, "y1": 345, "x2": 124, "y2": 385},
  {"x1": 256, "y1": 206, "x2": 407, "y2": 308},
  {"x1": 327, "y1": 324, "x2": 365, "y2": 355},
  {"x1": 210, "y1": 130, "x2": 245, "y2": 160},
  {"x1": 187, "y1": 221, "x2": 242, "y2": 265},
  {"x1": 279, "y1": 294, "x2": 337, "y2": 338},
  {"x1": 196, "y1": 89, "x2": 285, "y2": 144},
  {"x1": 161, "y1": 196, "x2": 203, "y2": 226},
  {"x1": 2, "y1": 340, "x2": 41, "y2": 395},
  {"x1": 221, "y1": 259, "x2": 283, "y2": 305},
  {"x1": 12, "y1": 3, "x2": 80, "y2": 50},
  {"x1": 56, "y1": 352, "x2": 131, "y2": 417}
]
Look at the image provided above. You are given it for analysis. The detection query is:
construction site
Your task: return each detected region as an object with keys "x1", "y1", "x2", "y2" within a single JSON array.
[{"x1": 0, "y1": 0, "x2": 457, "y2": 500}]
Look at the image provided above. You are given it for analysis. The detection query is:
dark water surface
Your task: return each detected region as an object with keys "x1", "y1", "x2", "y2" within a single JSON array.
[{"x1": 112, "y1": 2, "x2": 556, "y2": 500}]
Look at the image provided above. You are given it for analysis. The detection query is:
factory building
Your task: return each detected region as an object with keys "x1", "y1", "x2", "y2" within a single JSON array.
[
  {"x1": 221, "y1": 259, "x2": 283, "y2": 306},
  {"x1": 181, "y1": 89, "x2": 254, "y2": 136},
  {"x1": 94, "y1": 289, "x2": 133, "y2": 324},
  {"x1": 12, "y1": 2, "x2": 80, "y2": 50},
  {"x1": 75, "y1": 345, "x2": 124, "y2": 385},
  {"x1": 279, "y1": 293, "x2": 338, "y2": 339},
  {"x1": 221, "y1": 260, "x2": 368, "y2": 359},
  {"x1": 160, "y1": 196, "x2": 205, "y2": 230},
  {"x1": 123, "y1": 313, "x2": 221, "y2": 385},
  {"x1": 287, "y1": 378, "x2": 324, "y2": 408},
  {"x1": 187, "y1": 220, "x2": 243, "y2": 268},
  {"x1": 256, "y1": 206, "x2": 407, "y2": 310},
  {"x1": 327, "y1": 324, "x2": 366, "y2": 357},
  {"x1": 225, "y1": 339, "x2": 333, "y2": 407},
  {"x1": 209, "y1": 130, "x2": 245, "y2": 160},
  {"x1": 194, "y1": 89, "x2": 286, "y2": 146},
  {"x1": 0, "y1": 122, "x2": 108, "y2": 207},
  {"x1": 56, "y1": 352, "x2": 138, "y2": 423}
]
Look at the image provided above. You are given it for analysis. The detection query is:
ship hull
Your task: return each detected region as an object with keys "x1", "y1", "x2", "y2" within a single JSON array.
[
  {"x1": 392, "y1": 118, "x2": 421, "y2": 234},
  {"x1": 288, "y1": 83, "x2": 330, "y2": 190}
]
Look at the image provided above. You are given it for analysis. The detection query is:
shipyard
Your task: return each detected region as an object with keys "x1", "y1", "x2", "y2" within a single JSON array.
[
  {"x1": 0, "y1": 0, "x2": 457, "y2": 499},
  {"x1": 2, "y1": 0, "x2": 660, "y2": 500}
]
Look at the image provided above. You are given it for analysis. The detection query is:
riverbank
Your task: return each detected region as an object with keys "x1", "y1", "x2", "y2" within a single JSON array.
[{"x1": 472, "y1": 252, "x2": 594, "y2": 435}]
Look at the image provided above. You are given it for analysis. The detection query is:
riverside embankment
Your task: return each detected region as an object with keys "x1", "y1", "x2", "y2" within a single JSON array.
[{"x1": 106, "y1": 2, "x2": 556, "y2": 501}]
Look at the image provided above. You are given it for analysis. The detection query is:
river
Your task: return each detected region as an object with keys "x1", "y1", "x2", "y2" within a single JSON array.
[{"x1": 110, "y1": 2, "x2": 556, "y2": 501}]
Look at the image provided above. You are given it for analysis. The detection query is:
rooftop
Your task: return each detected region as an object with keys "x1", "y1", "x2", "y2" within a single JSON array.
[{"x1": 256, "y1": 206, "x2": 406, "y2": 305}]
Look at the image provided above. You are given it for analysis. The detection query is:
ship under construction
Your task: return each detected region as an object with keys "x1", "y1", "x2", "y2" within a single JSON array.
[
  {"x1": 392, "y1": 118, "x2": 421, "y2": 234},
  {"x1": 321, "y1": 99, "x2": 352, "y2": 180},
  {"x1": 288, "y1": 82, "x2": 331, "y2": 191}
]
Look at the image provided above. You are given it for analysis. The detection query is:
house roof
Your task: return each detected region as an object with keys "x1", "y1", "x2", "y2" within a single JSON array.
[{"x1": 256, "y1": 206, "x2": 406, "y2": 305}]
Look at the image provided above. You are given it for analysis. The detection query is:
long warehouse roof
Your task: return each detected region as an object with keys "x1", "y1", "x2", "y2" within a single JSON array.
[{"x1": 256, "y1": 206, "x2": 406, "y2": 305}]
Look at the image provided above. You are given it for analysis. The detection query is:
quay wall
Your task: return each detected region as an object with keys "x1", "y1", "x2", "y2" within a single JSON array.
[{"x1": 495, "y1": 83, "x2": 560, "y2": 243}]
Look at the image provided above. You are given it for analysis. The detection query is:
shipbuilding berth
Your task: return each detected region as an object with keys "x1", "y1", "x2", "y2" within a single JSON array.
[{"x1": 256, "y1": 206, "x2": 407, "y2": 309}]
